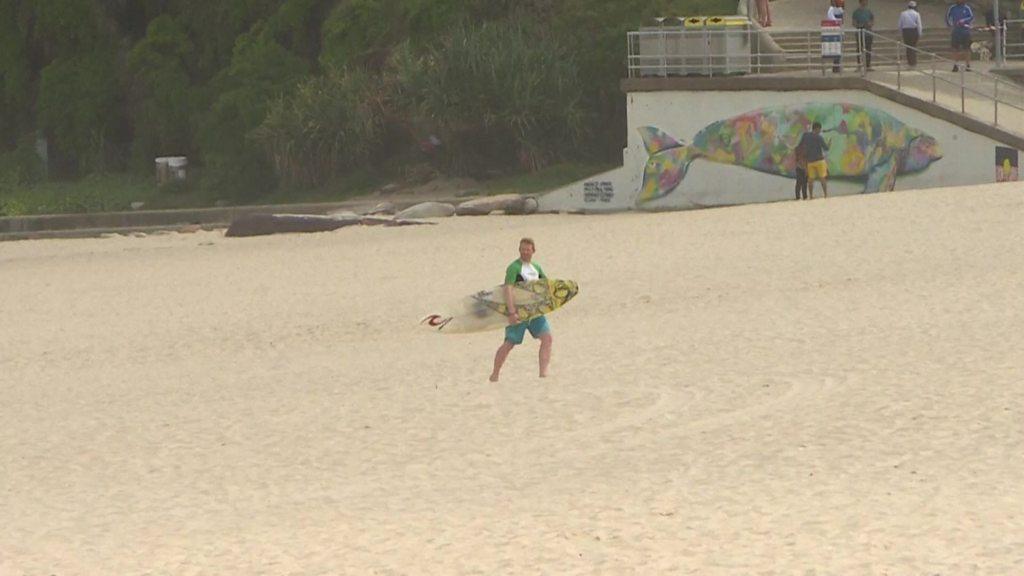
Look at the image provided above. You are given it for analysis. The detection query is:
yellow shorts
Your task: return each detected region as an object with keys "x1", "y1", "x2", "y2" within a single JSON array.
[{"x1": 806, "y1": 160, "x2": 828, "y2": 181}]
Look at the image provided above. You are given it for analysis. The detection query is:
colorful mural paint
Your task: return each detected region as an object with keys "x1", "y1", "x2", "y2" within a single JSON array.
[
  {"x1": 995, "y1": 146, "x2": 1019, "y2": 182},
  {"x1": 638, "y1": 103, "x2": 943, "y2": 205}
]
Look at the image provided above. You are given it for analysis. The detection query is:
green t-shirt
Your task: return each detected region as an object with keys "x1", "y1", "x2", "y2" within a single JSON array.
[
  {"x1": 852, "y1": 7, "x2": 874, "y2": 28},
  {"x1": 505, "y1": 259, "x2": 546, "y2": 285}
]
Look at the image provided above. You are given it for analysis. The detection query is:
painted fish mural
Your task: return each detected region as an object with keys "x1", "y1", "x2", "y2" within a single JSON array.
[{"x1": 638, "y1": 103, "x2": 943, "y2": 204}]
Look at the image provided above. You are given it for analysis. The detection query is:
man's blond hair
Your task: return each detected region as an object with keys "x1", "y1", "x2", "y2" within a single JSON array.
[{"x1": 519, "y1": 237, "x2": 536, "y2": 249}]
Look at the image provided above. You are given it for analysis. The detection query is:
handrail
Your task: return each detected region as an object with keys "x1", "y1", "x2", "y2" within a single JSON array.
[
  {"x1": 1004, "y1": 19, "x2": 1024, "y2": 60},
  {"x1": 859, "y1": 28, "x2": 1024, "y2": 127},
  {"x1": 626, "y1": 26, "x2": 1024, "y2": 132}
]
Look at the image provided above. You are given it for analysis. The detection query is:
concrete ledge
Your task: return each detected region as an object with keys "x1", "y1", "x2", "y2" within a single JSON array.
[
  {"x1": 622, "y1": 76, "x2": 864, "y2": 92},
  {"x1": 0, "y1": 196, "x2": 463, "y2": 241},
  {"x1": 621, "y1": 76, "x2": 1024, "y2": 150},
  {"x1": 0, "y1": 224, "x2": 223, "y2": 242},
  {"x1": 991, "y1": 66, "x2": 1024, "y2": 86}
]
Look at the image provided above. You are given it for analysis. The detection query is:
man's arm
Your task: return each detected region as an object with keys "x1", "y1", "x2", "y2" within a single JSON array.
[
  {"x1": 503, "y1": 284, "x2": 519, "y2": 324},
  {"x1": 503, "y1": 262, "x2": 520, "y2": 324}
]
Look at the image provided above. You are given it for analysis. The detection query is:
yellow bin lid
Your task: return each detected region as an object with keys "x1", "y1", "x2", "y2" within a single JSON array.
[
  {"x1": 722, "y1": 16, "x2": 751, "y2": 26},
  {"x1": 684, "y1": 17, "x2": 706, "y2": 28}
]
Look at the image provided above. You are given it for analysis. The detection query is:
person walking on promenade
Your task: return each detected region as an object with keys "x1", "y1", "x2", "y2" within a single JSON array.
[
  {"x1": 756, "y1": 0, "x2": 773, "y2": 27},
  {"x1": 826, "y1": 0, "x2": 846, "y2": 72},
  {"x1": 946, "y1": 0, "x2": 975, "y2": 71},
  {"x1": 898, "y1": 1, "x2": 924, "y2": 67},
  {"x1": 852, "y1": 0, "x2": 876, "y2": 70}
]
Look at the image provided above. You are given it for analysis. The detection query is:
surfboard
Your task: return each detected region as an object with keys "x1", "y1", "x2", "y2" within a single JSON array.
[{"x1": 422, "y1": 278, "x2": 579, "y2": 333}]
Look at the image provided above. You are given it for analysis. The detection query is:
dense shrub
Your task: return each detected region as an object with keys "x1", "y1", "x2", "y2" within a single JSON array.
[
  {"x1": 196, "y1": 26, "x2": 309, "y2": 200},
  {"x1": 252, "y1": 69, "x2": 387, "y2": 188},
  {"x1": 394, "y1": 21, "x2": 589, "y2": 175}
]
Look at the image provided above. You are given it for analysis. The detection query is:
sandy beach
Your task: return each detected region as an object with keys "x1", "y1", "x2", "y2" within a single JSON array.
[{"x1": 2, "y1": 183, "x2": 1023, "y2": 574}]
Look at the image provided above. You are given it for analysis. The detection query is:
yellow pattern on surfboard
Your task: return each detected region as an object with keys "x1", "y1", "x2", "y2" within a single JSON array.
[{"x1": 422, "y1": 278, "x2": 579, "y2": 333}]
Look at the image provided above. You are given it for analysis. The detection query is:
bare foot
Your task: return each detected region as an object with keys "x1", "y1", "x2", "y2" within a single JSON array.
[
  {"x1": 489, "y1": 373, "x2": 499, "y2": 382},
  {"x1": 539, "y1": 372, "x2": 548, "y2": 378}
]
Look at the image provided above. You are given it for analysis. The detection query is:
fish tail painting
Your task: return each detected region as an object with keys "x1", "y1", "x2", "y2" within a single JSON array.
[
  {"x1": 638, "y1": 127, "x2": 700, "y2": 204},
  {"x1": 636, "y1": 103, "x2": 943, "y2": 206}
]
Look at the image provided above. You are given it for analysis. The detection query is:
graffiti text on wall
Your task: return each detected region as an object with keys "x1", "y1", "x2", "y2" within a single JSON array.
[{"x1": 584, "y1": 181, "x2": 614, "y2": 203}]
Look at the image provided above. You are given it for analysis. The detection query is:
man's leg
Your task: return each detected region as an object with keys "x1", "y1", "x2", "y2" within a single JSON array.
[
  {"x1": 856, "y1": 30, "x2": 864, "y2": 67},
  {"x1": 865, "y1": 33, "x2": 873, "y2": 69},
  {"x1": 821, "y1": 178, "x2": 829, "y2": 198},
  {"x1": 490, "y1": 341, "x2": 516, "y2": 382},
  {"x1": 538, "y1": 333, "x2": 553, "y2": 377},
  {"x1": 808, "y1": 178, "x2": 816, "y2": 199}
]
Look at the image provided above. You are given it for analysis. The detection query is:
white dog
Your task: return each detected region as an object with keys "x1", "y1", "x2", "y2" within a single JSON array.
[{"x1": 971, "y1": 41, "x2": 992, "y2": 61}]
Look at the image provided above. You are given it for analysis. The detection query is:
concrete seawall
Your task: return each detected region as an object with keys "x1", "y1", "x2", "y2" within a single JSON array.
[
  {"x1": 540, "y1": 76, "x2": 1024, "y2": 213},
  {"x1": 0, "y1": 197, "x2": 462, "y2": 242}
]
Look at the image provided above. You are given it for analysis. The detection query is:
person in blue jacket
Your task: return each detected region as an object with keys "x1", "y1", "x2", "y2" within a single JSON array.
[{"x1": 947, "y1": 0, "x2": 975, "y2": 71}]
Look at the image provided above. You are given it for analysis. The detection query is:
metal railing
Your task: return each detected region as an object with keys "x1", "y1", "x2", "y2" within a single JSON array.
[
  {"x1": 626, "y1": 27, "x2": 1024, "y2": 132},
  {"x1": 628, "y1": 27, "x2": 798, "y2": 77},
  {"x1": 858, "y1": 29, "x2": 1024, "y2": 128},
  {"x1": 1005, "y1": 19, "x2": 1024, "y2": 60}
]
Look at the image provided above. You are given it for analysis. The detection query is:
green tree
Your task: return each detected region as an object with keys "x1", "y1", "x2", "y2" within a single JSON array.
[
  {"x1": 197, "y1": 25, "x2": 310, "y2": 200},
  {"x1": 266, "y1": 0, "x2": 334, "y2": 65},
  {"x1": 32, "y1": 0, "x2": 126, "y2": 174},
  {"x1": 170, "y1": 0, "x2": 279, "y2": 81},
  {"x1": 395, "y1": 21, "x2": 589, "y2": 176},
  {"x1": 37, "y1": 51, "x2": 120, "y2": 173},
  {"x1": 252, "y1": 68, "x2": 387, "y2": 188},
  {"x1": 0, "y1": 0, "x2": 34, "y2": 149},
  {"x1": 126, "y1": 15, "x2": 196, "y2": 171}
]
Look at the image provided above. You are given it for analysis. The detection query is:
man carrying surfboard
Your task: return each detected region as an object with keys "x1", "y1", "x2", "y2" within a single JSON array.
[{"x1": 489, "y1": 238, "x2": 553, "y2": 382}]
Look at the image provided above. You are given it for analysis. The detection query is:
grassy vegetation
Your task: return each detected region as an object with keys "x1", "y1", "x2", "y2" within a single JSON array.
[
  {"x1": 0, "y1": 161, "x2": 616, "y2": 216},
  {"x1": 478, "y1": 163, "x2": 618, "y2": 196}
]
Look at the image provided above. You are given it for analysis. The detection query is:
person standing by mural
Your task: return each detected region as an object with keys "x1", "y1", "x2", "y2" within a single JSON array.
[
  {"x1": 898, "y1": 1, "x2": 924, "y2": 67},
  {"x1": 490, "y1": 238, "x2": 554, "y2": 382},
  {"x1": 946, "y1": 0, "x2": 975, "y2": 71},
  {"x1": 794, "y1": 139, "x2": 809, "y2": 200},
  {"x1": 798, "y1": 122, "x2": 831, "y2": 198},
  {"x1": 852, "y1": 0, "x2": 876, "y2": 70}
]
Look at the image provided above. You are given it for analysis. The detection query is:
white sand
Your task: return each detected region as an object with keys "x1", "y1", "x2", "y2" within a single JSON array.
[{"x1": 2, "y1": 183, "x2": 1023, "y2": 574}]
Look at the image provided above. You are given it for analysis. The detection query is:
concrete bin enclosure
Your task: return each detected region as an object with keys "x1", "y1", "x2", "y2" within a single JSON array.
[
  {"x1": 155, "y1": 156, "x2": 188, "y2": 184},
  {"x1": 540, "y1": 83, "x2": 1023, "y2": 213}
]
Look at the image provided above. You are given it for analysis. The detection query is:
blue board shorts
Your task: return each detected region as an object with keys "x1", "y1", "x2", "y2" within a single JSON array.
[
  {"x1": 505, "y1": 316, "x2": 551, "y2": 345},
  {"x1": 951, "y1": 28, "x2": 971, "y2": 50}
]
